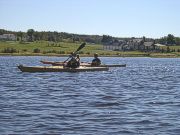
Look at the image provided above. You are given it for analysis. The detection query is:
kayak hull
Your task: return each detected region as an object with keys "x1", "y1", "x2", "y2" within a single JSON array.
[
  {"x1": 17, "y1": 65, "x2": 109, "y2": 72},
  {"x1": 40, "y1": 60, "x2": 126, "y2": 67},
  {"x1": 41, "y1": 60, "x2": 91, "y2": 66}
]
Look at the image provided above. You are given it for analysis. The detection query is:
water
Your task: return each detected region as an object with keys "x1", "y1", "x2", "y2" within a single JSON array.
[{"x1": 0, "y1": 56, "x2": 180, "y2": 134}]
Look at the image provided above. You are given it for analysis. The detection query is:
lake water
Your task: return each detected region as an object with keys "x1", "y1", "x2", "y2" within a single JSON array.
[{"x1": 0, "y1": 56, "x2": 180, "y2": 134}]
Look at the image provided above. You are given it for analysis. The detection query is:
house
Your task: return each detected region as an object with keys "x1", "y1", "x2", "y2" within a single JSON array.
[
  {"x1": 127, "y1": 38, "x2": 143, "y2": 50},
  {"x1": 143, "y1": 42, "x2": 155, "y2": 50},
  {"x1": 154, "y1": 43, "x2": 166, "y2": 47},
  {"x1": 0, "y1": 34, "x2": 16, "y2": 41},
  {"x1": 103, "y1": 43, "x2": 123, "y2": 51},
  {"x1": 154, "y1": 43, "x2": 166, "y2": 50},
  {"x1": 103, "y1": 37, "x2": 160, "y2": 52},
  {"x1": 103, "y1": 40, "x2": 126, "y2": 51}
]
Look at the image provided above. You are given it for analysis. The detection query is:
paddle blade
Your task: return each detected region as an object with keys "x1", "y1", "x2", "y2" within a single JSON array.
[
  {"x1": 76, "y1": 42, "x2": 86, "y2": 52},
  {"x1": 64, "y1": 42, "x2": 86, "y2": 63}
]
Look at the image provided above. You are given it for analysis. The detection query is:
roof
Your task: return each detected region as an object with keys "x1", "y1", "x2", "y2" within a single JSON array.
[
  {"x1": 132, "y1": 38, "x2": 143, "y2": 42},
  {"x1": 154, "y1": 43, "x2": 166, "y2": 47},
  {"x1": 144, "y1": 42, "x2": 154, "y2": 46}
]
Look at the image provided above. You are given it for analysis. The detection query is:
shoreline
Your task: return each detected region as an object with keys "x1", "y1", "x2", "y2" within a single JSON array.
[
  {"x1": 0, "y1": 53, "x2": 179, "y2": 58},
  {"x1": 1, "y1": 41, "x2": 180, "y2": 58}
]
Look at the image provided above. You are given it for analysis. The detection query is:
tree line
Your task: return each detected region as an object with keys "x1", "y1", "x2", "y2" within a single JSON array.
[
  {"x1": 0, "y1": 29, "x2": 102, "y2": 44},
  {"x1": 0, "y1": 29, "x2": 180, "y2": 45},
  {"x1": 156, "y1": 34, "x2": 180, "y2": 45}
]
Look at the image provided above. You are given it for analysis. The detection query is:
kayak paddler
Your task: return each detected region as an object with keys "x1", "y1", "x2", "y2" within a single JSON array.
[
  {"x1": 66, "y1": 52, "x2": 80, "y2": 68},
  {"x1": 91, "y1": 53, "x2": 101, "y2": 66}
]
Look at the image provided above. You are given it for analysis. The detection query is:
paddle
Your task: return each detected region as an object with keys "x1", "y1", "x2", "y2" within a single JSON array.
[
  {"x1": 74, "y1": 42, "x2": 86, "y2": 53},
  {"x1": 64, "y1": 42, "x2": 86, "y2": 63}
]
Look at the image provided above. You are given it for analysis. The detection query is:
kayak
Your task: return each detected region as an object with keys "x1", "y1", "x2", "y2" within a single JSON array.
[
  {"x1": 40, "y1": 60, "x2": 91, "y2": 66},
  {"x1": 17, "y1": 65, "x2": 109, "y2": 72},
  {"x1": 52, "y1": 63, "x2": 126, "y2": 67},
  {"x1": 40, "y1": 60, "x2": 126, "y2": 67}
]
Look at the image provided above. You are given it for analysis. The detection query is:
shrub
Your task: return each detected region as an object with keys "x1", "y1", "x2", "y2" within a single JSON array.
[
  {"x1": 114, "y1": 49, "x2": 119, "y2": 51},
  {"x1": 33, "y1": 48, "x2": 40, "y2": 53},
  {"x1": 22, "y1": 49, "x2": 27, "y2": 52},
  {"x1": 166, "y1": 46, "x2": 170, "y2": 53},
  {"x1": 2, "y1": 48, "x2": 18, "y2": 53},
  {"x1": 100, "y1": 53, "x2": 105, "y2": 55},
  {"x1": 51, "y1": 50, "x2": 57, "y2": 53},
  {"x1": 43, "y1": 51, "x2": 47, "y2": 54}
]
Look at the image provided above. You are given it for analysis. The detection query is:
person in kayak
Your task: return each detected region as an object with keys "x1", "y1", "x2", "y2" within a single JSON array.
[
  {"x1": 76, "y1": 54, "x2": 80, "y2": 67},
  {"x1": 91, "y1": 53, "x2": 101, "y2": 66},
  {"x1": 66, "y1": 52, "x2": 80, "y2": 68}
]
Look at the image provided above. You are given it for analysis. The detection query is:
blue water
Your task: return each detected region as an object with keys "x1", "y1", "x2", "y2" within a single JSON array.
[{"x1": 0, "y1": 56, "x2": 180, "y2": 135}]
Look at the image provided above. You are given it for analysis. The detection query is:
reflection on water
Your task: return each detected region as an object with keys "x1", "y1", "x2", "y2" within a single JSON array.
[{"x1": 0, "y1": 56, "x2": 180, "y2": 134}]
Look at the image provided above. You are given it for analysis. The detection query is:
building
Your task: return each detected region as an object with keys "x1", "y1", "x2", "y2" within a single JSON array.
[
  {"x1": 103, "y1": 38, "x2": 161, "y2": 52},
  {"x1": 127, "y1": 38, "x2": 143, "y2": 50},
  {"x1": 0, "y1": 34, "x2": 16, "y2": 41},
  {"x1": 154, "y1": 43, "x2": 166, "y2": 50},
  {"x1": 103, "y1": 40, "x2": 126, "y2": 51},
  {"x1": 143, "y1": 42, "x2": 155, "y2": 50}
]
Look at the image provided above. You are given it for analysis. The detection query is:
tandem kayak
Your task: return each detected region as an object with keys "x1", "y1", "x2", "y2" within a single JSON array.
[
  {"x1": 40, "y1": 60, "x2": 126, "y2": 67},
  {"x1": 17, "y1": 65, "x2": 109, "y2": 72},
  {"x1": 40, "y1": 60, "x2": 91, "y2": 66}
]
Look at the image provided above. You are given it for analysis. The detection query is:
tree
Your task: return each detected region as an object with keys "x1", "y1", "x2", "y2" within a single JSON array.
[
  {"x1": 101, "y1": 35, "x2": 113, "y2": 43},
  {"x1": 166, "y1": 46, "x2": 170, "y2": 53},
  {"x1": 17, "y1": 31, "x2": 23, "y2": 41},
  {"x1": 158, "y1": 37, "x2": 167, "y2": 44},
  {"x1": 143, "y1": 36, "x2": 146, "y2": 42},
  {"x1": 33, "y1": 31, "x2": 40, "y2": 41},
  {"x1": 53, "y1": 31, "x2": 59, "y2": 42},
  {"x1": 167, "y1": 34, "x2": 175, "y2": 45},
  {"x1": 175, "y1": 37, "x2": 180, "y2": 45},
  {"x1": 0, "y1": 29, "x2": 6, "y2": 35},
  {"x1": 48, "y1": 32, "x2": 55, "y2": 42},
  {"x1": 27, "y1": 29, "x2": 35, "y2": 41}
]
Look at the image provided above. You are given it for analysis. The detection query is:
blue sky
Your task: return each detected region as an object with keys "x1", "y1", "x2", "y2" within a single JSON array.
[{"x1": 0, "y1": 0, "x2": 180, "y2": 38}]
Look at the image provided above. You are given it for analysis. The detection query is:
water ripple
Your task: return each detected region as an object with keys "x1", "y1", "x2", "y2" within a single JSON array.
[{"x1": 0, "y1": 56, "x2": 180, "y2": 134}]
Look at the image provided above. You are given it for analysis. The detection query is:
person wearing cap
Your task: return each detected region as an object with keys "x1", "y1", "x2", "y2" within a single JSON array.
[{"x1": 91, "y1": 53, "x2": 101, "y2": 66}]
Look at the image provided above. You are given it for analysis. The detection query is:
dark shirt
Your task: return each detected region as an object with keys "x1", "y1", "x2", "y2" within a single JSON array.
[
  {"x1": 66, "y1": 57, "x2": 79, "y2": 68},
  {"x1": 91, "y1": 57, "x2": 101, "y2": 66},
  {"x1": 76, "y1": 58, "x2": 80, "y2": 67}
]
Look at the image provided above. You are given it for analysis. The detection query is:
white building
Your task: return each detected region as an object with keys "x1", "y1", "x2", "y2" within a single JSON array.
[
  {"x1": 103, "y1": 40, "x2": 126, "y2": 51},
  {"x1": 0, "y1": 34, "x2": 16, "y2": 41}
]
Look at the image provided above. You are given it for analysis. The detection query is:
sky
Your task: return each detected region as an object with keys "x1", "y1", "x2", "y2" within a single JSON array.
[{"x1": 0, "y1": 0, "x2": 180, "y2": 38}]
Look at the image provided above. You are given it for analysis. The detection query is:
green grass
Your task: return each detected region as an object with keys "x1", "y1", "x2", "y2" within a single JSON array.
[
  {"x1": 0, "y1": 41, "x2": 180, "y2": 57},
  {"x1": 161, "y1": 45, "x2": 180, "y2": 51},
  {"x1": 0, "y1": 41, "x2": 106, "y2": 55}
]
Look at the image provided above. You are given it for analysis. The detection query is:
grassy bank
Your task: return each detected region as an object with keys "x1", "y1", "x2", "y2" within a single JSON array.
[{"x1": 0, "y1": 41, "x2": 180, "y2": 57}]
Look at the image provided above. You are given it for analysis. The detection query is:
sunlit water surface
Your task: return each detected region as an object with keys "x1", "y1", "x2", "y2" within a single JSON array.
[{"x1": 0, "y1": 56, "x2": 180, "y2": 134}]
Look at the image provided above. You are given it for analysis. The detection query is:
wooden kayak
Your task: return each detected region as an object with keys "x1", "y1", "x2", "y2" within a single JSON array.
[
  {"x1": 40, "y1": 60, "x2": 126, "y2": 67},
  {"x1": 17, "y1": 65, "x2": 109, "y2": 72},
  {"x1": 40, "y1": 60, "x2": 90, "y2": 66}
]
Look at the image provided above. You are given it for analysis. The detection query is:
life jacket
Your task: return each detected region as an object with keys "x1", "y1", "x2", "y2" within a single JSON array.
[
  {"x1": 67, "y1": 57, "x2": 79, "y2": 68},
  {"x1": 91, "y1": 58, "x2": 101, "y2": 66}
]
